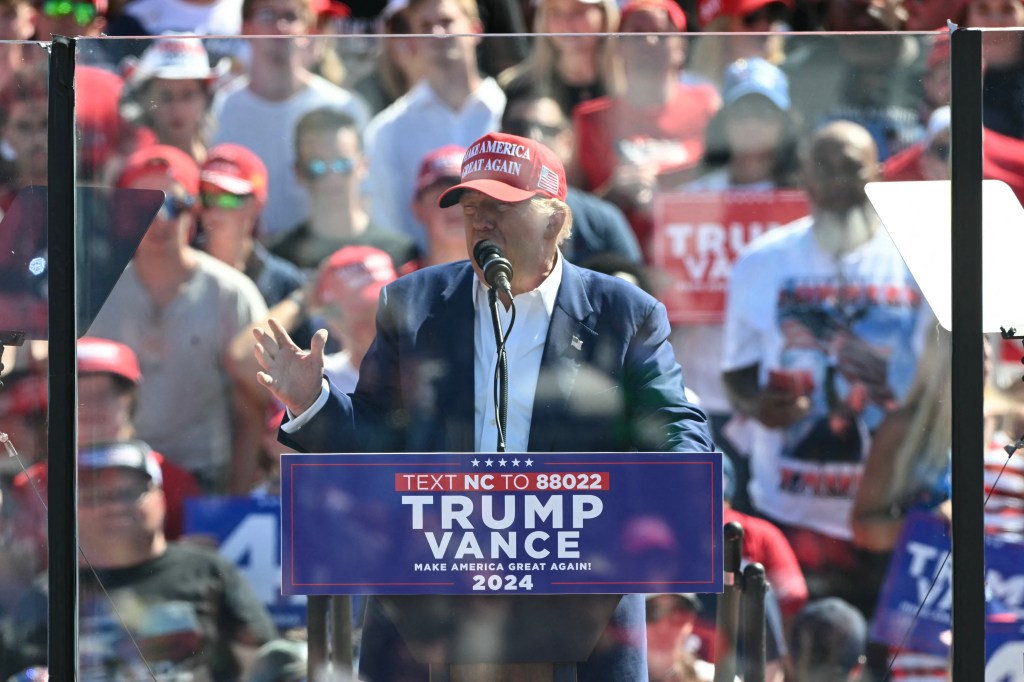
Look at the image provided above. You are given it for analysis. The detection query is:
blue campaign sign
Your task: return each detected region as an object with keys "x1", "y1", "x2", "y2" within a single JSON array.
[
  {"x1": 871, "y1": 510, "x2": 1024, "y2": 659},
  {"x1": 184, "y1": 495, "x2": 307, "y2": 631},
  {"x1": 986, "y1": 616, "x2": 1024, "y2": 682},
  {"x1": 281, "y1": 451, "x2": 722, "y2": 596}
]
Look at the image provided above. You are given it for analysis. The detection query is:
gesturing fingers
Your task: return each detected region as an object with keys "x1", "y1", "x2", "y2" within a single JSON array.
[
  {"x1": 254, "y1": 339, "x2": 276, "y2": 372},
  {"x1": 268, "y1": 318, "x2": 299, "y2": 352},
  {"x1": 309, "y1": 328, "x2": 329, "y2": 364}
]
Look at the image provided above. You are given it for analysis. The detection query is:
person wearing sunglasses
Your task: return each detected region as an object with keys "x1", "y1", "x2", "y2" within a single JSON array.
[
  {"x1": 209, "y1": 0, "x2": 370, "y2": 240},
  {"x1": 90, "y1": 144, "x2": 269, "y2": 495},
  {"x1": 268, "y1": 106, "x2": 419, "y2": 273},
  {"x1": 198, "y1": 142, "x2": 306, "y2": 309},
  {"x1": 33, "y1": 0, "x2": 105, "y2": 36}
]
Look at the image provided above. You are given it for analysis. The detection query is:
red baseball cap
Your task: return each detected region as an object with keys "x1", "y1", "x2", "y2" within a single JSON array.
[
  {"x1": 201, "y1": 143, "x2": 269, "y2": 204},
  {"x1": 731, "y1": 0, "x2": 791, "y2": 17},
  {"x1": 438, "y1": 132, "x2": 567, "y2": 208},
  {"x1": 77, "y1": 337, "x2": 142, "y2": 384},
  {"x1": 415, "y1": 144, "x2": 466, "y2": 196},
  {"x1": 620, "y1": 0, "x2": 687, "y2": 31},
  {"x1": 117, "y1": 144, "x2": 200, "y2": 197},
  {"x1": 317, "y1": 246, "x2": 398, "y2": 306},
  {"x1": 313, "y1": 0, "x2": 351, "y2": 19},
  {"x1": 76, "y1": 66, "x2": 126, "y2": 176}
]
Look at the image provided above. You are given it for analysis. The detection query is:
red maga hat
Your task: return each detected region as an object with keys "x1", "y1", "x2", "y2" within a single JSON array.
[
  {"x1": 77, "y1": 337, "x2": 142, "y2": 384},
  {"x1": 201, "y1": 143, "x2": 269, "y2": 204},
  {"x1": 621, "y1": 0, "x2": 688, "y2": 31},
  {"x1": 117, "y1": 144, "x2": 200, "y2": 197},
  {"x1": 416, "y1": 144, "x2": 466, "y2": 195},
  {"x1": 317, "y1": 245, "x2": 398, "y2": 306},
  {"x1": 438, "y1": 132, "x2": 567, "y2": 208}
]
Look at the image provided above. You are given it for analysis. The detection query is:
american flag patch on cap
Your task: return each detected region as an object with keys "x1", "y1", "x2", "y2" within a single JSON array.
[{"x1": 537, "y1": 165, "x2": 561, "y2": 196}]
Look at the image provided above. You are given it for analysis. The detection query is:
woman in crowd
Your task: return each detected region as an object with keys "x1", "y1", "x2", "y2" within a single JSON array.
[
  {"x1": 497, "y1": 0, "x2": 619, "y2": 118},
  {"x1": 688, "y1": 57, "x2": 801, "y2": 191}
]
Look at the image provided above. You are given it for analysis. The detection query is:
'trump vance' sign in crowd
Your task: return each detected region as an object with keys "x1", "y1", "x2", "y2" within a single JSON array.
[{"x1": 281, "y1": 452, "x2": 722, "y2": 596}]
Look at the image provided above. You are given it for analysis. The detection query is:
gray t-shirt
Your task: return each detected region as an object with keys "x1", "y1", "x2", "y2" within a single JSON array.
[{"x1": 88, "y1": 251, "x2": 267, "y2": 483}]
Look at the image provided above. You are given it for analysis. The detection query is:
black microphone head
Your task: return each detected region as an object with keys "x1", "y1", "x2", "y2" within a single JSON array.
[
  {"x1": 473, "y1": 239, "x2": 501, "y2": 268},
  {"x1": 473, "y1": 239, "x2": 513, "y2": 291}
]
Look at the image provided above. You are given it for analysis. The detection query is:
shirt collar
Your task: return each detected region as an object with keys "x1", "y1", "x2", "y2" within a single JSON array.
[{"x1": 472, "y1": 250, "x2": 563, "y2": 317}]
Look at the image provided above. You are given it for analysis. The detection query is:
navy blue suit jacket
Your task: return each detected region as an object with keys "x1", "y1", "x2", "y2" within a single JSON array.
[{"x1": 281, "y1": 258, "x2": 712, "y2": 456}]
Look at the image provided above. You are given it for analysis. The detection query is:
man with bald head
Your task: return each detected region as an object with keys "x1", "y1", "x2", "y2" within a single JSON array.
[
  {"x1": 253, "y1": 130, "x2": 713, "y2": 681},
  {"x1": 720, "y1": 121, "x2": 930, "y2": 614}
]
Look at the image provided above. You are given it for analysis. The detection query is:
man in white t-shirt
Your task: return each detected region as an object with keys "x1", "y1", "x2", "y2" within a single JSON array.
[
  {"x1": 363, "y1": 0, "x2": 506, "y2": 250},
  {"x1": 721, "y1": 121, "x2": 928, "y2": 613},
  {"x1": 210, "y1": 0, "x2": 369, "y2": 238}
]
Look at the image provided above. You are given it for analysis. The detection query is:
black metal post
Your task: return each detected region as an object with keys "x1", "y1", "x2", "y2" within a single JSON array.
[
  {"x1": 330, "y1": 595, "x2": 354, "y2": 674},
  {"x1": 47, "y1": 35, "x2": 78, "y2": 681},
  {"x1": 308, "y1": 595, "x2": 328, "y2": 680},
  {"x1": 949, "y1": 26, "x2": 987, "y2": 680},
  {"x1": 740, "y1": 563, "x2": 767, "y2": 682},
  {"x1": 714, "y1": 521, "x2": 743, "y2": 682}
]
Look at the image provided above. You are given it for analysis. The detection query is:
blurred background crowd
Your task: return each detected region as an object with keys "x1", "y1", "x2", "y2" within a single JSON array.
[{"x1": 0, "y1": 0, "x2": 1023, "y2": 679}]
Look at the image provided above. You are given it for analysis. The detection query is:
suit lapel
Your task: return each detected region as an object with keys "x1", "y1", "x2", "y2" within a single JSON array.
[
  {"x1": 528, "y1": 261, "x2": 597, "y2": 452},
  {"x1": 430, "y1": 265, "x2": 476, "y2": 452}
]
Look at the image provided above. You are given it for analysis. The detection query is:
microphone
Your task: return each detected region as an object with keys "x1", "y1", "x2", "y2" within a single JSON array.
[{"x1": 473, "y1": 240, "x2": 513, "y2": 294}]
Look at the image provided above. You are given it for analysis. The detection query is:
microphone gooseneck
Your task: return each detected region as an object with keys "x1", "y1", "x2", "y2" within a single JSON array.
[{"x1": 473, "y1": 240, "x2": 514, "y2": 294}]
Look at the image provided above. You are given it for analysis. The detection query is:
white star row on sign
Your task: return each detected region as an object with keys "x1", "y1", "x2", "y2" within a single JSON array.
[{"x1": 470, "y1": 458, "x2": 534, "y2": 467}]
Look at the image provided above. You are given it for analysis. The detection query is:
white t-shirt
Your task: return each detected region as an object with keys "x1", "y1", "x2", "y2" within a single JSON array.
[
  {"x1": 721, "y1": 217, "x2": 929, "y2": 539},
  {"x1": 210, "y1": 74, "x2": 370, "y2": 237},
  {"x1": 363, "y1": 79, "x2": 506, "y2": 249}
]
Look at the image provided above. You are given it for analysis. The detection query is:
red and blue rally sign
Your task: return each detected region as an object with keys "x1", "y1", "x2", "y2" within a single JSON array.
[
  {"x1": 281, "y1": 451, "x2": 723, "y2": 596},
  {"x1": 871, "y1": 510, "x2": 1024, "y2": 662}
]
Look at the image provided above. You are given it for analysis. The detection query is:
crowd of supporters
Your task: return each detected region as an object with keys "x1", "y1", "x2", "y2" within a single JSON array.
[{"x1": 1, "y1": 0, "x2": 1024, "y2": 679}]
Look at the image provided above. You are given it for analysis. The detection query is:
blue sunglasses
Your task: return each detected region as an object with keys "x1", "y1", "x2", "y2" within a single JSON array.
[
  {"x1": 302, "y1": 157, "x2": 355, "y2": 180},
  {"x1": 157, "y1": 195, "x2": 195, "y2": 221}
]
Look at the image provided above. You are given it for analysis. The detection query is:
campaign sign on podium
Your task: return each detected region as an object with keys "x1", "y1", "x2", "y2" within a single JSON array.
[{"x1": 281, "y1": 452, "x2": 722, "y2": 596}]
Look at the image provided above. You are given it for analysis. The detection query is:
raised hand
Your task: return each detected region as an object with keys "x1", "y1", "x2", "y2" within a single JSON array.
[{"x1": 253, "y1": 318, "x2": 328, "y2": 416}]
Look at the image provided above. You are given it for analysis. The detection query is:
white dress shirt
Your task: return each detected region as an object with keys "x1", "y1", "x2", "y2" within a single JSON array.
[{"x1": 474, "y1": 254, "x2": 563, "y2": 452}]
